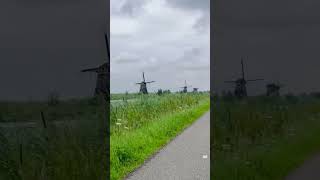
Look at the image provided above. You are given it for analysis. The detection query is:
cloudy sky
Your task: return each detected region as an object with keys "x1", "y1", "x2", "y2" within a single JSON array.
[
  {"x1": 0, "y1": 0, "x2": 108, "y2": 101},
  {"x1": 110, "y1": 0, "x2": 210, "y2": 93},
  {"x1": 213, "y1": 0, "x2": 320, "y2": 95}
]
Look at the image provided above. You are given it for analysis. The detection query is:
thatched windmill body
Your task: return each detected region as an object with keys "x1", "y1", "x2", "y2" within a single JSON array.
[
  {"x1": 224, "y1": 58, "x2": 263, "y2": 98},
  {"x1": 180, "y1": 80, "x2": 192, "y2": 93},
  {"x1": 136, "y1": 72, "x2": 155, "y2": 94},
  {"x1": 266, "y1": 83, "x2": 283, "y2": 96},
  {"x1": 81, "y1": 33, "x2": 109, "y2": 96},
  {"x1": 193, "y1": 88, "x2": 199, "y2": 93}
]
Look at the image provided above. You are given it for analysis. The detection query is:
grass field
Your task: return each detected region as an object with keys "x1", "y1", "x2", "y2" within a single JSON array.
[
  {"x1": 111, "y1": 93, "x2": 140, "y2": 101},
  {"x1": 110, "y1": 93, "x2": 210, "y2": 180},
  {"x1": 212, "y1": 95, "x2": 320, "y2": 180},
  {"x1": 0, "y1": 97, "x2": 107, "y2": 180}
]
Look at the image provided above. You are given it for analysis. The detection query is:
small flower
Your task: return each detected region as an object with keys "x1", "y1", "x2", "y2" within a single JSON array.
[
  {"x1": 117, "y1": 119, "x2": 122, "y2": 121},
  {"x1": 116, "y1": 123, "x2": 121, "y2": 126},
  {"x1": 124, "y1": 126, "x2": 129, "y2": 130}
]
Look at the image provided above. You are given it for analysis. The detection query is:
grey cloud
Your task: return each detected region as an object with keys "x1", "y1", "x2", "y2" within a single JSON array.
[
  {"x1": 120, "y1": 0, "x2": 147, "y2": 16},
  {"x1": 193, "y1": 13, "x2": 210, "y2": 32},
  {"x1": 110, "y1": 0, "x2": 209, "y2": 93},
  {"x1": 113, "y1": 52, "x2": 141, "y2": 64},
  {"x1": 165, "y1": 0, "x2": 210, "y2": 32},
  {"x1": 166, "y1": 0, "x2": 210, "y2": 11},
  {"x1": 111, "y1": 0, "x2": 147, "y2": 17}
]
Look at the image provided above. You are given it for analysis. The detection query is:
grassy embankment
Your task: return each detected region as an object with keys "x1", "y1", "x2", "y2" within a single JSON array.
[
  {"x1": 0, "y1": 97, "x2": 107, "y2": 180},
  {"x1": 110, "y1": 93, "x2": 210, "y2": 180},
  {"x1": 212, "y1": 95, "x2": 320, "y2": 180}
]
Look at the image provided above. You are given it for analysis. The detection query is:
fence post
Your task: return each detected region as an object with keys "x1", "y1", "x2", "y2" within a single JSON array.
[
  {"x1": 41, "y1": 111, "x2": 47, "y2": 129},
  {"x1": 19, "y1": 143, "x2": 23, "y2": 166}
]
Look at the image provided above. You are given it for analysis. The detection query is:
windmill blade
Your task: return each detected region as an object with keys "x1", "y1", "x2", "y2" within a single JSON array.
[
  {"x1": 104, "y1": 33, "x2": 110, "y2": 59},
  {"x1": 247, "y1": 78, "x2": 264, "y2": 82},
  {"x1": 146, "y1": 81, "x2": 155, "y2": 83},
  {"x1": 136, "y1": 82, "x2": 142, "y2": 85},
  {"x1": 142, "y1": 72, "x2": 146, "y2": 82},
  {"x1": 81, "y1": 67, "x2": 99, "y2": 72},
  {"x1": 241, "y1": 57, "x2": 245, "y2": 80}
]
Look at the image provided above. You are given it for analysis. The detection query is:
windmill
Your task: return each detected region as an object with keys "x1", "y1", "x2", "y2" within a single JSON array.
[
  {"x1": 136, "y1": 72, "x2": 155, "y2": 94},
  {"x1": 81, "y1": 33, "x2": 109, "y2": 96},
  {"x1": 180, "y1": 80, "x2": 192, "y2": 93},
  {"x1": 266, "y1": 82, "x2": 283, "y2": 96},
  {"x1": 193, "y1": 88, "x2": 199, "y2": 93},
  {"x1": 224, "y1": 57, "x2": 263, "y2": 98}
]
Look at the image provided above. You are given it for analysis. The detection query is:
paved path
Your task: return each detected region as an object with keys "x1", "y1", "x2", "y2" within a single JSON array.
[
  {"x1": 126, "y1": 111, "x2": 210, "y2": 180},
  {"x1": 286, "y1": 153, "x2": 320, "y2": 180}
]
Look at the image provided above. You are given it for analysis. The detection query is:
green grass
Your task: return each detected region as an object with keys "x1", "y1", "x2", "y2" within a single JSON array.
[
  {"x1": 0, "y1": 97, "x2": 107, "y2": 180},
  {"x1": 0, "y1": 97, "x2": 103, "y2": 123},
  {"x1": 110, "y1": 93, "x2": 210, "y2": 180},
  {"x1": 212, "y1": 95, "x2": 320, "y2": 180},
  {"x1": 111, "y1": 93, "x2": 140, "y2": 101}
]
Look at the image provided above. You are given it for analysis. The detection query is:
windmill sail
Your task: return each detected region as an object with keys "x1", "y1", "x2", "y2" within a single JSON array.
[
  {"x1": 224, "y1": 57, "x2": 263, "y2": 98},
  {"x1": 105, "y1": 33, "x2": 110, "y2": 59},
  {"x1": 81, "y1": 33, "x2": 109, "y2": 96},
  {"x1": 136, "y1": 72, "x2": 155, "y2": 94}
]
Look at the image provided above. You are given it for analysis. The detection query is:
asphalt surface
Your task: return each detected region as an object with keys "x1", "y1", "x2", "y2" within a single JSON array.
[
  {"x1": 286, "y1": 153, "x2": 320, "y2": 180},
  {"x1": 125, "y1": 111, "x2": 210, "y2": 180}
]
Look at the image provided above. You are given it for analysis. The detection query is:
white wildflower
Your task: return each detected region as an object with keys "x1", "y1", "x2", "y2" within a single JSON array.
[{"x1": 116, "y1": 123, "x2": 121, "y2": 126}]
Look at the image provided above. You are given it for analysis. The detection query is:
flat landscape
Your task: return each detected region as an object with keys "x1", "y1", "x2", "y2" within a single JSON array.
[
  {"x1": 212, "y1": 94, "x2": 320, "y2": 180},
  {"x1": 0, "y1": 97, "x2": 107, "y2": 180},
  {"x1": 110, "y1": 92, "x2": 210, "y2": 180},
  {"x1": 126, "y1": 111, "x2": 210, "y2": 180}
]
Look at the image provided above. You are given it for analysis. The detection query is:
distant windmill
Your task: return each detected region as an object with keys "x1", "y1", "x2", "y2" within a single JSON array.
[
  {"x1": 193, "y1": 88, "x2": 199, "y2": 93},
  {"x1": 136, "y1": 72, "x2": 155, "y2": 94},
  {"x1": 266, "y1": 82, "x2": 283, "y2": 96},
  {"x1": 180, "y1": 80, "x2": 192, "y2": 93},
  {"x1": 224, "y1": 57, "x2": 263, "y2": 98},
  {"x1": 81, "y1": 33, "x2": 109, "y2": 96}
]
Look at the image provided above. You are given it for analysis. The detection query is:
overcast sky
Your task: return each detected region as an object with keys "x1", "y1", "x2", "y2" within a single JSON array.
[
  {"x1": 110, "y1": 0, "x2": 210, "y2": 93},
  {"x1": 213, "y1": 0, "x2": 320, "y2": 95},
  {"x1": 0, "y1": 0, "x2": 108, "y2": 101}
]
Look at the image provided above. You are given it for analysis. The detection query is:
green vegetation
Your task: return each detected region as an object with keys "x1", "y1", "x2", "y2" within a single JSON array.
[
  {"x1": 0, "y1": 97, "x2": 107, "y2": 180},
  {"x1": 110, "y1": 93, "x2": 210, "y2": 180},
  {"x1": 111, "y1": 93, "x2": 140, "y2": 101},
  {"x1": 212, "y1": 95, "x2": 320, "y2": 180},
  {"x1": 0, "y1": 97, "x2": 103, "y2": 123}
]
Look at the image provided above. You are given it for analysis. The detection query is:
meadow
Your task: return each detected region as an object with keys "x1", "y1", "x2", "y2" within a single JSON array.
[
  {"x1": 0, "y1": 96, "x2": 107, "y2": 180},
  {"x1": 110, "y1": 92, "x2": 210, "y2": 180},
  {"x1": 212, "y1": 95, "x2": 320, "y2": 180}
]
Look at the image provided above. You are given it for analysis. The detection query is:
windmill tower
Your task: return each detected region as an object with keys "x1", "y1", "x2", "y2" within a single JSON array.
[
  {"x1": 224, "y1": 57, "x2": 263, "y2": 98},
  {"x1": 136, "y1": 72, "x2": 155, "y2": 94},
  {"x1": 193, "y1": 88, "x2": 199, "y2": 93},
  {"x1": 266, "y1": 82, "x2": 283, "y2": 96},
  {"x1": 81, "y1": 33, "x2": 109, "y2": 96},
  {"x1": 180, "y1": 80, "x2": 192, "y2": 93}
]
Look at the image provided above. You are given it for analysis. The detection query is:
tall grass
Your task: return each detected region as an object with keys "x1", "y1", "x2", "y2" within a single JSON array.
[
  {"x1": 110, "y1": 93, "x2": 210, "y2": 180},
  {"x1": 0, "y1": 97, "x2": 107, "y2": 180},
  {"x1": 212, "y1": 96, "x2": 320, "y2": 179}
]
